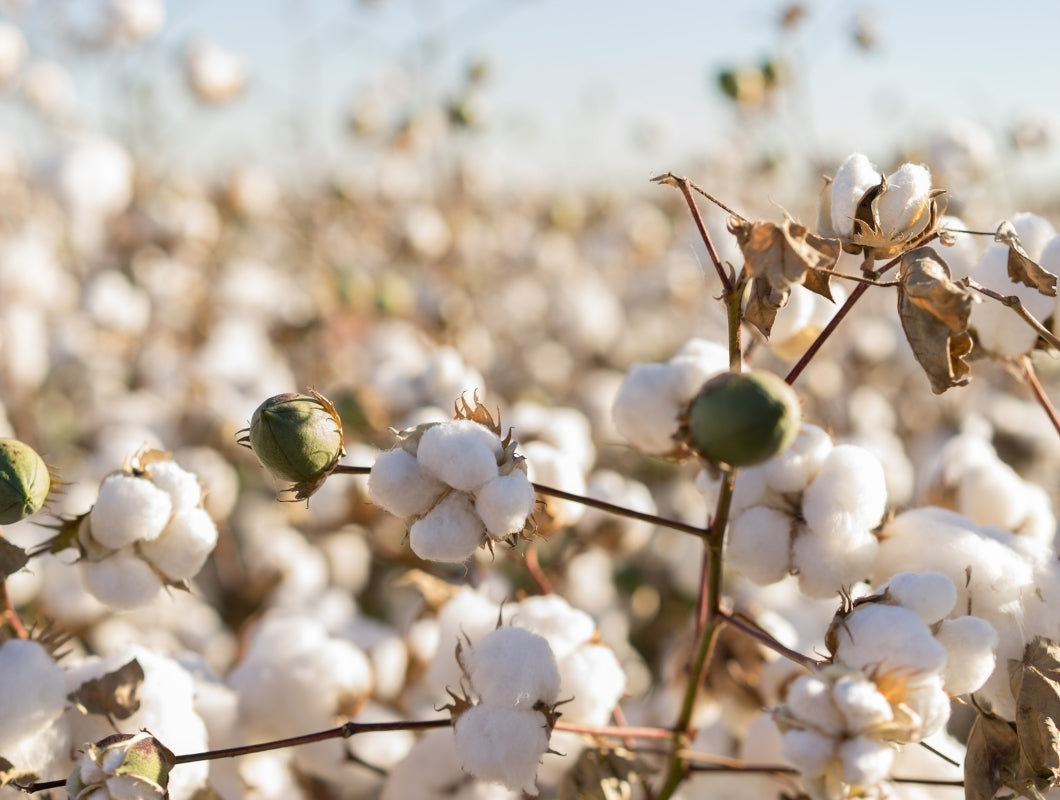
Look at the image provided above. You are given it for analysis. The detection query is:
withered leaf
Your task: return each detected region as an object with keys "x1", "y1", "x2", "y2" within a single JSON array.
[
  {"x1": 996, "y1": 221, "x2": 1058, "y2": 297},
  {"x1": 68, "y1": 658, "x2": 144, "y2": 720},
  {"x1": 0, "y1": 756, "x2": 37, "y2": 790},
  {"x1": 1011, "y1": 636, "x2": 1060, "y2": 787},
  {"x1": 964, "y1": 711, "x2": 1045, "y2": 800},
  {"x1": 728, "y1": 216, "x2": 840, "y2": 337},
  {"x1": 897, "y1": 247, "x2": 974, "y2": 394},
  {"x1": 0, "y1": 538, "x2": 27, "y2": 579}
]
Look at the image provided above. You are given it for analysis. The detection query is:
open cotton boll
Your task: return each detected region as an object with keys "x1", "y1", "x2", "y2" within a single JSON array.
[
  {"x1": 368, "y1": 447, "x2": 447, "y2": 519},
  {"x1": 884, "y1": 571, "x2": 957, "y2": 625},
  {"x1": 793, "y1": 527, "x2": 878, "y2": 599},
  {"x1": 454, "y1": 705, "x2": 550, "y2": 796},
  {"x1": 409, "y1": 491, "x2": 484, "y2": 563},
  {"x1": 427, "y1": 589, "x2": 503, "y2": 696},
  {"x1": 416, "y1": 420, "x2": 502, "y2": 492},
  {"x1": 144, "y1": 459, "x2": 203, "y2": 511},
  {"x1": 838, "y1": 735, "x2": 895, "y2": 786},
  {"x1": 89, "y1": 473, "x2": 173, "y2": 548},
  {"x1": 726, "y1": 506, "x2": 793, "y2": 586},
  {"x1": 139, "y1": 507, "x2": 218, "y2": 581},
  {"x1": 761, "y1": 423, "x2": 833, "y2": 494},
  {"x1": 802, "y1": 445, "x2": 886, "y2": 539},
  {"x1": 556, "y1": 644, "x2": 626, "y2": 726},
  {"x1": 785, "y1": 674, "x2": 845, "y2": 737},
  {"x1": 80, "y1": 550, "x2": 163, "y2": 608},
  {"x1": 834, "y1": 604, "x2": 948, "y2": 677},
  {"x1": 510, "y1": 595, "x2": 596, "y2": 659},
  {"x1": 935, "y1": 616, "x2": 998, "y2": 695},
  {"x1": 876, "y1": 163, "x2": 932, "y2": 239},
  {"x1": 474, "y1": 471, "x2": 535, "y2": 539},
  {"x1": 830, "y1": 154, "x2": 881, "y2": 239},
  {"x1": 468, "y1": 626, "x2": 560, "y2": 709}
]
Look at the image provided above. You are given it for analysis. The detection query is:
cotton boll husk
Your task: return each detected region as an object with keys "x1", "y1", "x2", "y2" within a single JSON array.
[
  {"x1": 381, "y1": 729, "x2": 520, "y2": 800},
  {"x1": 761, "y1": 423, "x2": 834, "y2": 494},
  {"x1": 521, "y1": 440, "x2": 586, "y2": 527},
  {"x1": 830, "y1": 153, "x2": 881, "y2": 239},
  {"x1": 935, "y1": 616, "x2": 998, "y2": 695},
  {"x1": 139, "y1": 506, "x2": 218, "y2": 581},
  {"x1": 88, "y1": 472, "x2": 173, "y2": 548},
  {"x1": 884, "y1": 571, "x2": 957, "y2": 624},
  {"x1": 454, "y1": 705, "x2": 550, "y2": 795},
  {"x1": 725, "y1": 506, "x2": 794, "y2": 585},
  {"x1": 468, "y1": 626, "x2": 561, "y2": 709},
  {"x1": 833, "y1": 604, "x2": 948, "y2": 676},
  {"x1": 556, "y1": 643, "x2": 626, "y2": 726},
  {"x1": 563, "y1": 546, "x2": 617, "y2": 613},
  {"x1": 1009, "y1": 212, "x2": 1057, "y2": 261},
  {"x1": 409, "y1": 491, "x2": 484, "y2": 563},
  {"x1": 838, "y1": 735, "x2": 895, "y2": 786},
  {"x1": 474, "y1": 471, "x2": 535, "y2": 539},
  {"x1": 368, "y1": 447, "x2": 447, "y2": 519},
  {"x1": 79, "y1": 550, "x2": 163, "y2": 608},
  {"x1": 509, "y1": 594, "x2": 596, "y2": 659},
  {"x1": 792, "y1": 526, "x2": 878, "y2": 599},
  {"x1": 802, "y1": 444, "x2": 887, "y2": 540},
  {"x1": 64, "y1": 647, "x2": 209, "y2": 800},
  {"x1": 416, "y1": 419, "x2": 501, "y2": 491}
]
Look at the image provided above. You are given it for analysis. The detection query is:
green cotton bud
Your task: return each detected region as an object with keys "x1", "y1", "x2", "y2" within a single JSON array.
[
  {"x1": 239, "y1": 390, "x2": 346, "y2": 498},
  {"x1": 683, "y1": 370, "x2": 800, "y2": 467},
  {"x1": 65, "y1": 732, "x2": 175, "y2": 800},
  {"x1": 0, "y1": 438, "x2": 50, "y2": 525}
]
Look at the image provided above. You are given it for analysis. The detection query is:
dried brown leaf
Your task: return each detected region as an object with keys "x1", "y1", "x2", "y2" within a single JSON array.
[
  {"x1": 965, "y1": 711, "x2": 1041, "y2": 800},
  {"x1": 1011, "y1": 636, "x2": 1060, "y2": 787},
  {"x1": 67, "y1": 658, "x2": 144, "y2": 720},
  {"x1": 897, "y1": 247, "x2": 974, "y2": 394},
  {"x1": 0, "y1": 538, "x2": 27, "y2": 579},
  {"x1": 0, "y1": 756, "x2": 37, "y2": 791},
  {"x1": 996, "y1": 221, "x2": 1059, "y2": 297}
]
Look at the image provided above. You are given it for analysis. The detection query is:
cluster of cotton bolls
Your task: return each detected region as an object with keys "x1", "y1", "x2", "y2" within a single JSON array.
[
  {"x1": 774, "y1": 571, "x2": 997, "y2": 800},
  {"x1": 367, "y1": 411, "x2": 536, "y2": 562},
  {"x1": 75, "y1": 452, "x2": 219, "y2": 609},
  {"x1": 697, "y1": 423, "x2": 888, "y2": 598}
]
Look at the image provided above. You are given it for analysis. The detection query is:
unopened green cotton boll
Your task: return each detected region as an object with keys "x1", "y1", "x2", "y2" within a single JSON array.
[
  {"x1": 685, "y1": 370, "x2": 800, "y2": 467},
  {"x1": 245, "y1": 391, "x2": 345, "y2": 486},
  {"x1": 0, "y1": 437, "x2": 50, "y2": 525}
]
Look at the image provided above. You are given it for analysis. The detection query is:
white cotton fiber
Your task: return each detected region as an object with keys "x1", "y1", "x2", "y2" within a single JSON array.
[
  {"x1": 510, "y1": 595, "x2": 595, "y2": 659},
  {"x1": 935, "y1": 616, "x2": 998, "y2": 696},
  {"x1": 833, "y1": 604, "x2": 948, "y2": 676},
  {"x1": 971, "y1": 243, "x2": 1053, "y2": 356},
  {"x1": 139, "y1": 506, "x2": 218, "y2": 581},
  {"x1": 90, "y1": 473, "x2": 173, "y2": 548},
  {"x1": 454, "y1": 705, "x2": 550, "y2": 796},
  {"x1": 830, "y1": 675, "x2": 894, "y2": 732},
  {"x1": 416, "y1": 419, "x2": 502, "y2": 491},
  {"x1": 474, "y1": 471, "x2": 535, "y2": 539},
  {"x1": 725, "y1": 506, "x2": 793, "y2": 585},
  {"x1": 368, "y1": 447, "x2": 447, "y2": 518},
  {"x1": 408, "y1": 491, "x2": 484, "y2": 563},
  {"x1": 785, "y1": 675, "x2": 843, "y2": 737},
  {"x1": 556, "y1": 643, "x2": 627, "y2": 726},
  {"x1": 781, "y1": 728, "x2": 837, "y2": 777},
  {"x1": 0, "y1": 640, "x2": 66, "y2": 750},
  {"x1": 885, "y1": 571, "x2": 957, "y2": 625},
  {"x1": 802, "y1": 445, "x2": 886, "y2": 540},
  {"x1": 876, "y1": 163, "x2": 932, "y2": 239},
  {"x1": 80, "y1": 550, "x2": 163, "y2": 608},
  {"x1": 611, "y1": 362, "x2": 685, "y2": 454},
  {"x1": 838, "y1": 734, "x2": 894, "y2": 786},
  {"x1": 955, "y1": 460, "x2": 1026, "y2": 532},
  {"x1": 830, "y1": 154, "x2": 881, "y2": 239},
  {"x1": 793, "y1": 527, "x2": 878, "y2": 599},
  {"x1": 469, "y1": 626, "x2": 560, "y2": 709},
  {"x1": 761, "y1": 423, "x2": 833, "y2": 494},
  {"x1": 145, "y1": 459, "x2": 204, "y2": 510}
]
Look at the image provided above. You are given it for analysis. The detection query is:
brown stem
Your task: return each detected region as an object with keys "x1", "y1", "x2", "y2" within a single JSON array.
[
  {"x1": 715, "y1": 609, "x2": 821, "y2": 670},
  {"x1": 1019, "y1": 354, "x2": 1060, "y2": 439},
  {"x1": 522, "y1": 542, "x2": 554, "y2": 595},
  {"x1": 966, "y1": 279, "x2": 1060, "y2": 351},
  {"x1": 651, "y1": 172, "x2": 734, "y2": 294},
  {"x1": 531, "y1": 483, "x2": 710, "y2": 539},
  {"x1": 554, "y1": 721, "x2": 680, "y2": 741}
]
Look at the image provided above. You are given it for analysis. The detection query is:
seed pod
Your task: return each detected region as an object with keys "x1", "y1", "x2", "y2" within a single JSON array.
[
  {"x1": 683, "y1": 370, "x2": 800, "y2": 467},
  {"x1": 239, "y1": 390, "x2": 345, "y2": 499},
  {"x1": 66, "y1": 731, "x2": 175, "y2": 800},
  {"x1": 0, "y1": 438, "x2": 50, "y2": 525}
]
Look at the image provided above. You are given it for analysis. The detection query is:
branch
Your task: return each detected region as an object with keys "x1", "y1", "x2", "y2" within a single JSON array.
[
  {"x1": 964, "y1": 278, "x2": 1060, "y2": 351},
  {"x1": 651, "y1": 172, "x2": 735, "y2": 295}
]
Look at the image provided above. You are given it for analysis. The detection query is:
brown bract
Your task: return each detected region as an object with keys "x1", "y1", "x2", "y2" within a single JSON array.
[
  {"x1": 896, "y1": 247, "x2": 974, "y2": 394},
  {"x1": 996, "y1": 220, "x2": 1059, "y2": 297}
]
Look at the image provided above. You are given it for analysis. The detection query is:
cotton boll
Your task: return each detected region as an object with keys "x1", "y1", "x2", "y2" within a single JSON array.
[
  {"x1": 368, "y1": 447, "x2": 447, "y2": 518},
  {"x1": 1009, "y1": 212, "x2": 1057, "y2": 261},
  {"x1": 474, "y1": 471, "x2": 535, "y2": 539},
  {"x1": 144, "y1": 459, "x2": 204, "y2": 511},
  {"x1": 833, "y1": 604, "x2": 948, "y2": 676},
  {"x1": 830, "y1": 154, "x2": 881, "y2": 239},
  {"x1": 469, "y1": 626, "x2": 561, "y2": 709},
  {"x1": 785, "y1": 674, "x2": 845, "y2": 737},
  {"x1": 454, "y1": 705, "x2": 550, "y2": 795},
  {"x1": 768, "y1": 283, "x2": 816, "y2": 345},
  {"x1": 782, "y1": 728, "x2": 837, "y2": 777},
  {"x1": 88, "y1": 473, "x2": 173, "y2": 549},
  {"x1": 935, "y1": 616, "x2": 998, "y2": 695},
  {"x1": 0, "y1": 22, "x2": 26, "y2": 85},
  {"x1": 80, "y1": 551, "x2": 163, "y2": 608},
  {"x1": 510, "y1": 595, "x2": 595, "y2": 659},
  {"x1": 383, "y1": 728, "x2": 520, "y2": 800},
  {"x1": 344, "y1": 617, "x2": 409, "y2": 702},
  {"x1": 106, "y1": 0, "x2": 165, "y2": 43},
  {"x1": 726, "y1": 506, "x2": 793, "y2": 585},
  {"x1": 884, "y1": 571, "x2": 957, "y2": 624},
  {"x1": 838, "y1": 735, "x2": 895, "y2": 786},
  {"x1": 556, "y1": 643, "x2": 626, "y2": 726},
  {"x1": 427, "y1": 589, "x2": 503, "y2": 697},
  {"x1": 416, "y1": 420, "x2": 502, "y2": 492},
  {"x1": 877, "y1": 163, "x2": 932, "y2": 239},
  {"x1": 409, "y1": 491, "x2": 484, "y2": 563},
  {"x1": 611, "y1": 361, "x2": 686, "y2": 454},
  {"x1": 955, "y1": 460, "x2": 1028, "y2": 532},
  {"x1": 0, "y1": 640, "x2": 67, "y2": 758},
  {"x1": 793, "y1": 527, "x2": 878, "y2": 599},
  {"x1": 761, "y1": 423, "x2": 833, "y2": 494},
  {"x1": 185, "y1": 39, "x2": 247, "y2": 103},
  {"x1": 139, "y1": 507, "x2": 218, "y2": 581},
  {"x1": 802, "y1": 445, "x2": 886, "y2": 539}
]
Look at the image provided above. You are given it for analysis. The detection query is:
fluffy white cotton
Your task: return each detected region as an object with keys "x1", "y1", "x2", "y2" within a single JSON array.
[
  {"x1": 454, "y1": 705, "x2": 551, "y2": 795},
  {"x1": 761, "y1": 423, "x2": 833, "y2": 493},
  {"x1": 185, "y1": 39, "x2": 247, "y2": 103},
  {"x1": 382, "y1": 729, "x2": 520, "y2": 800},
  {"x1": 831, "y1": 675, "x2": 894, "y2": 732},
  {"x1": 409, "y1": 491, "x2": 484, "y2": 563},
  {"x1": 783, "y1": 728, "x2": 837, "y2": 776},
  {"x1": 0, "y1": 22, "x2": 26, "y2": 85},
  {"x1": 802, "y1": 445, "x2": 887, "y2": 540},
  {"x1": 139, "y1": 507, "x2": 218, "y2": 581},
  {"x1": 521, "y1": 440, "x2": 586, "y2": 527},
  {"x1": 80, "y1": 551, "x2": 163, "y2": 608},
  {"x1": 876, "y1": 163, "x2": 932, "y2": 239},
  {"x1": 89, "y1": 473, "x2": 173, "y2": 548},
  {"x1": 368, "y1": 447, "x2": 447, "y2": 518},
  {"x1": 935, "y1": 616, "x2": 998, "y2": 695},
  {"x1": 955, "y1": 460, "x2": 1026, "y2": 532},
  {"x1": 792, "y1": 527, "x2": 878, "y2": 599},
  {"x1": 0, "y1": 640, "x2": 67, "y2": 756},
  {"x1": 884, "y1": 571, "x2": 957, "y2": 625},
  {"x1": 144, "y1": 459, "x2": 203, "y2": 510},
  {"x1": 837, "y1": 735, "x2": 895, "y2": 786},
  {"x1": 726, "y1": 506, "x2": 793, "y2": 585},
  {"x1": 786, "y1": 675, "x2": 844, "y2": 737},
  {"x1": 427, "y1": 589, "x2": 503, "y2": 695},
  {"x1": 468, "y1": 626, "x2": 561, "y2": 710},
  {"x1": 417, "y1": 420, "x2": 502, "y2": 492},
  {"x1": 834, "y1": 604, "x2": 948, "y2": 676},
  {"x1": 830, "y1": 154, "x2": 881, "y2": 239},
  {"x1": 556, "y1": 643, "x2": 626, "y2": 726},
  {"x1": 509, "y1": 595, "x2": 595, "y2": 659},
  {"x1": 474, "y1": 472, "x2": 535, "y2": 539}
]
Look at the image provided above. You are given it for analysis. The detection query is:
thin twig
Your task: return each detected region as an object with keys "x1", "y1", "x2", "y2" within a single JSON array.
[
  {"x1": 684, "y1": 759, "x2": 963, "y2": 787},
  {"x1": 522, "y1": 542, "x2": 554, "y2": 595},
  {"x1": 1019, "y1": 354, "x2": 1060, "y2": 440},
  {"x1": 716, "y1": 609, "x2": 821, "y2": 670},
  {"x1": 554, "y1": 721, "x2": 680, "y2": 741},
  {"x1": 651, "y1": 172, "x2": 734, "y2": 294},
  {"x1": 965, "y1": 279, "x2": 1060, "y2": 351}
]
